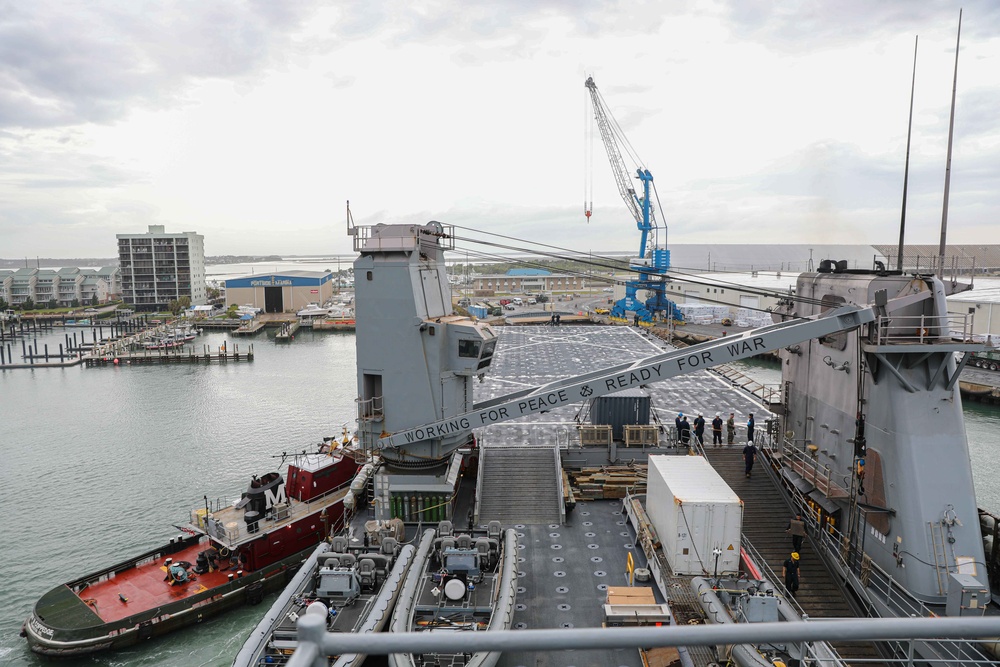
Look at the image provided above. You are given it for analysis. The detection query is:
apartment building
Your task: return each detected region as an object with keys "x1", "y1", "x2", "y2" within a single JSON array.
[
  {"x1": 0, "y1": 267, "x2": 121, "y2": 308},
  {"x1": 117, "y1": 225, "x2": 206, "y2": 311}
]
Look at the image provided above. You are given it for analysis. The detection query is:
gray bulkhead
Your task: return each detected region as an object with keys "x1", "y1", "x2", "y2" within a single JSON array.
[
  {"x1": 781, "y1": 271, "x2": 987, "y2": 605},
  {"x1": 353, "y1": 223, "x2": 496, "y2": 463}
]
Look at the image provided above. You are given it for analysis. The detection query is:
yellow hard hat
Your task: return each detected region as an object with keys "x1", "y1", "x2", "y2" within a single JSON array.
[{"x1": 791, "y1": 552, "x2": 800, "y2": 561}]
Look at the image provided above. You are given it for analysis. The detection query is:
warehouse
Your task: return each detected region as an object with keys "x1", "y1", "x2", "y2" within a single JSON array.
[{"x1": 224, "y1": 271, "x2": 334, "y2": 314}]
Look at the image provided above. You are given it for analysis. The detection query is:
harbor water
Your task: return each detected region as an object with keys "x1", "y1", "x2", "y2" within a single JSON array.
[{"x1": 1, "y1": 329, "x2": 998, "y2": 666}]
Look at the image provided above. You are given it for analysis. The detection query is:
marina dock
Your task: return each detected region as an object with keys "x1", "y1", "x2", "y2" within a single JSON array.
[
  {"x1": 84, "y1": 344, "x2": 253, "y2": 366},
  {"x1": 232, "y1": 320, "x2": 265, "y2": 336},
  {"x1": 274, "y1": 321, "x2": 299, "y2": 341}
]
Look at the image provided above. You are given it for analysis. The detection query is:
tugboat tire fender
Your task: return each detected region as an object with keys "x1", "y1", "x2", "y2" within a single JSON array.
[{"x1": 246, "y1": 581, "x2": 265, "y2": 605}]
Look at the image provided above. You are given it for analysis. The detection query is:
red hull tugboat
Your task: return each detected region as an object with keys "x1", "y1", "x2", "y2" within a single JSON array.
[{"x1": 21, "y1": 442, "x2": 362, "y2": 657}]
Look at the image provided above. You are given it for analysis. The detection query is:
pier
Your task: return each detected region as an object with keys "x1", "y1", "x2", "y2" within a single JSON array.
[
  {"x1": 0, "y1": 317, "x2": 253, "y2": 370},
  {"x1": 232, "y1": 320, "x2": 266, "y2": 336},
  {"x1": 274, "y1": 321, "x2": 300, "y2": 341},
  {"x1": 84, "y1": 343, "x2": 253, "y2": 366}
]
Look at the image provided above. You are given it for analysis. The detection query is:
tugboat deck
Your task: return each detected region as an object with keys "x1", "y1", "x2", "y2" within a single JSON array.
[
  {"x1": 79, "y1": 542, "x2": 236, "y2": 624},
  {"x1": 206, "y1": 486, "x2": 350, "y2": 547}
]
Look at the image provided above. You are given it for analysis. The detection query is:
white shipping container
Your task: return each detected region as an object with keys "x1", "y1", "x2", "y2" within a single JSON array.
[{"x1": 645, "y1": 456, "x2": 743, "y2": 576}]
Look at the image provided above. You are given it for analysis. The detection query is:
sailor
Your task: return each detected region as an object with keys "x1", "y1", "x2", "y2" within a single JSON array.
[
  {"x1": 711, "y1": 414, "x2": 723, "y2": 446},
  {"x1": 782, "y1": 552, "x2": 801, "y2": 598},
  {"x1": 742, "y1": 440, "x2": 757, "y2": 478},
  {"x1": 693, "y1": 415, "x2": 706, "y2": 446},
  {"x1": 786, "y1": 514, "x2": 806, "y2": 552},
  {"x1": 747, "y1": 413, "x2": 755, "y2": 443},
  {"x1": 726, "y1": 413, "x2": 735, "y2": 445},
  {"x1": 678, "y1": 416, "x2": 691, "y2": 448}
]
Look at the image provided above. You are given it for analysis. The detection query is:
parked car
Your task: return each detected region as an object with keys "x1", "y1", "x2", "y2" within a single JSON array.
[{"x1": 504, "y1": 304, "x2": 515, "y2": 311}]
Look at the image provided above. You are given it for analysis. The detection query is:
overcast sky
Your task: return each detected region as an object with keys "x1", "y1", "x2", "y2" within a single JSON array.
[{"x1": 1, "y1": 1, "x2": 997, "y2": 259}]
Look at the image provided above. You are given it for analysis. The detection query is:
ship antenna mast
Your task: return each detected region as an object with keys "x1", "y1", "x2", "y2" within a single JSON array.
[
  {"x1": 937, "y1": 9, "x2": 962, "y2": 278},
  {"x1": 896, "y1": 36, "x2": 918, "y2": 273}
]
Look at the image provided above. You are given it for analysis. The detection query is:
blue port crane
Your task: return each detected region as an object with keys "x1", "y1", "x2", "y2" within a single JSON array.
[{"x1": 584, "y1": 76, "x2": 681, "y2": 323}]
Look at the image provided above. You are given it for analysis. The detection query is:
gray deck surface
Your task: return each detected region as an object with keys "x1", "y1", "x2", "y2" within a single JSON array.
[{"x1": 474, "y1": 325, "x2": 880, "y2": 667}]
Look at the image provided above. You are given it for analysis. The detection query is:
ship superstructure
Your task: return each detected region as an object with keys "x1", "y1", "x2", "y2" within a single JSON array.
[{"x1": 771, "y1": 267, "x2": 992, "y2": 626}]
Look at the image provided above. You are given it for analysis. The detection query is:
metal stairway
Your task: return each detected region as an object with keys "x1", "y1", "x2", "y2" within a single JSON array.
[
  {"x1": 478, "y1": 446, "x2": 562, "y2": 525},
  {"x1": 703, "y1": 445, "x2": 886, "y2": 665}
]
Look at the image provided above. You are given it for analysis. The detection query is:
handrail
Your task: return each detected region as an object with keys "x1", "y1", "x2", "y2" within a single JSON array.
[
  {"x1": 198, "y1": 480, "x2": 352, "y2": 547},
  {"x1": 284, "y1": 616, "x2": 1000, "y2": 667},
  {"x1": 873, "y1": 314, "x2": 976, "y2": 345},
  {"x1": 554, "y1": 446, "x2": 565, "y2": 525},
  {"x1": 763, "y1": 444, "x2": 940, "y2": 622}
]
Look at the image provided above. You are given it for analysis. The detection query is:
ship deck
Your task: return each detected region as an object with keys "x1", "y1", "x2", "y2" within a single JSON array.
[
  {"x1": 472, "y1": 325, "x2": 884, "y2": 667},
  {"x1": 208, "y1": 485, "x2": 350, "y2": 548},
  {"x1": 74, "y1": 540, "x2": 239, "y2": 624}
]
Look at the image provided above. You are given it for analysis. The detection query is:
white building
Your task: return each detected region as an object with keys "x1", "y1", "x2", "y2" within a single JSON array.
[
  {"x1": 0, "y1": 267, "x2": 120, "y2": 308},
  {"x1": 117, "y1": 225, "x2": 206, "y2": 311}
]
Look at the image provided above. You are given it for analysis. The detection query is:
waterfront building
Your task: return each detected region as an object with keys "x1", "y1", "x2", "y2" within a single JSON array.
[
  {"x1": 0, "y1": 266, "x2": 121, "y2": 308},
  {"x1": 224, "y1": 270, "x2": 334, "y2": 313},
  {"x1": 117, "y1": 225, "x2": 206, "y2": 311},
  {"x1": 471, "y1": 268, "x2": 587, "y2": 295}
]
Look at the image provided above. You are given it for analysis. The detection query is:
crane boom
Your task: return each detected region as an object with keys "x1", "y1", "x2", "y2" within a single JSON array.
[
  {"x1": 585, "y1": 77, "x2": 644, "y2": 229},
  {"x1": 585, "y1": 76, "x2": 654, "y2": 257},
  {"x1": 378, "y1": 305, "x2": 875, "y2": 449},
  {"x1": 584, "y1": 76, "x2": 677, "y2": 323}
]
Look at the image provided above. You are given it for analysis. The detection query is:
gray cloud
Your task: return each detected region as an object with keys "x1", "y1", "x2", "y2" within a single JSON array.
[
  {"x1": 721, "y1": 1, "x2": 1000, "y2": 50},
  {"x1": 0, "y1": 1, "x2": 316, "y2": 129}
]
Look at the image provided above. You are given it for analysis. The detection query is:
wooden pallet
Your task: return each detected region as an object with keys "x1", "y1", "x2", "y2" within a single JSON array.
[{"x1": 569, "y1": 465, "x2": 647, "y2": 500}]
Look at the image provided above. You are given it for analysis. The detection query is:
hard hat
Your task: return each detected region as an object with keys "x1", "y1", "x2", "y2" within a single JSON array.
[{"x1": 791, "y1": 552, "x2": 800, "y2": 561}]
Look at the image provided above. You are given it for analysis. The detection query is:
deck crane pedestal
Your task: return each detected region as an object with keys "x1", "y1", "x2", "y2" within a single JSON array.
[{"x1": 584, "y1": 76, "x2": 682, "y2": 324}]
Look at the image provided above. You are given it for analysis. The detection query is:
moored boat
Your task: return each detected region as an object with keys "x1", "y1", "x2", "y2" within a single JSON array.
[
  {"x1": 21, "y1": 441, "x2": 361, "y2": 657},
  {"x1": 232, "y1": 521, "x2": 416, "y2": 667},
  {"x1": 388, "y1": 520, "x2": 518, "y2": 667}
]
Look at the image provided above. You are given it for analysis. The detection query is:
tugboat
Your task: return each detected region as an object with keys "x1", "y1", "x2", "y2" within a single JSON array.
[
  {"x1": 21, "y1": 440, "x2": 361, "y2": 657},
  {"x1": 232, "y1": 521, "x2": 416, "y2": 667},
  {"x1": 388, "y1": 520, "x2": 518, "y2": 667}
]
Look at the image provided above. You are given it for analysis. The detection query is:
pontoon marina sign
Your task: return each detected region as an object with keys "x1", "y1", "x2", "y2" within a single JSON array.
[{"x1": 379, "y1": 306, "x2": 875, "y2": 449}]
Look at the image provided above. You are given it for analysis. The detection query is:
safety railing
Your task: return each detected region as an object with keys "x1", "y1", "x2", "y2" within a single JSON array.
[
  {"x1": 355, "y1": 395, "x2": 384, "y2": 422},
  {"x1": 761, "y1": 444, "x2": 991, "y2": 666},
  {"x1": 282, "y1": 616, "x2": 1000, "y2": 667},
  {"x1": 872, "y1": 314, "x2": 976, "y2": 345},
  {"x1": 554, "y1": 446, "x2": 565, "y2": 525},
  {"x1": 778, "y1": 441, "x2": 843, "y2": 499},
  {"x1": 351, "y1": 223, "x2": 456, "y2": 253},
  {"x1": 197, "y1": 482, "x2": 350, "y2": 548}
]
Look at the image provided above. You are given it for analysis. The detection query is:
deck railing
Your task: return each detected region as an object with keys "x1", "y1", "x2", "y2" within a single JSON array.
[
  {"x1": 282, "y1": 616, "x2": 1000, "y2": 667},
  {"x1": 196, "y1": 481, "x2": 350, "y2": 547},
  {"x1": 761, "y1": 445, "x2": 998, "y2": 665},
  {"x1": 872, "y1": 313, "x2": 976, "y2": 345}
]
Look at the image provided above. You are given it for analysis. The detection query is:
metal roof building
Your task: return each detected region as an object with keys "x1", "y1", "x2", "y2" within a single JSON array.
[{"x1": 224, "y1": 270, "x2": 334, "y2": 314}]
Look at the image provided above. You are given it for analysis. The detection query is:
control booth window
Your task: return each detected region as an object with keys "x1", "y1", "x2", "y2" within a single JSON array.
[{"x1": 458, "y1": 339, "x2": 482, "y2": 358}]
